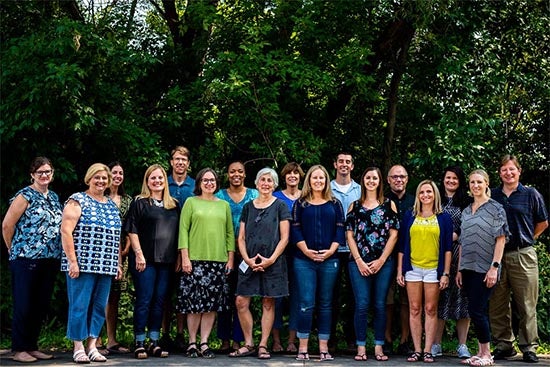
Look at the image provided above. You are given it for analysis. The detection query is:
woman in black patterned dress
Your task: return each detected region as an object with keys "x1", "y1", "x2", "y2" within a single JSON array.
[{"x1": 432, "y1": 166, "x2": 472, "y2": 358}]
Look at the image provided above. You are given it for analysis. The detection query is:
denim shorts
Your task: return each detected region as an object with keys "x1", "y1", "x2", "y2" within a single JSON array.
[{"x1": 405, "y1": 265, "x2": 438, "y2": 283}]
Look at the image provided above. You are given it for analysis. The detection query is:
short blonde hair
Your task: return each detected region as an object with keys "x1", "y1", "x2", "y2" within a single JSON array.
[
  {"x1": 84, "y1": 163, "x2": 112, "y2": 187},
  {"x1": 412, "y1": 180, "x2": 442, "y2": 216}
]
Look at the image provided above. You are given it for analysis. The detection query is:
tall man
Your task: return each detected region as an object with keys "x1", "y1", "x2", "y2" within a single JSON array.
[
  {"x1": 162, "y1": 146, "x2": 195, "y2": 351},
  {"x1": 384, "y1": 164, "x2": 415, "y2": 355},
  {"x1": 329, "y1": 152, "x2": 361, "y2": 352},
  {"x1": 490, "y1": 154, "x2": 548, "y2": 363}
]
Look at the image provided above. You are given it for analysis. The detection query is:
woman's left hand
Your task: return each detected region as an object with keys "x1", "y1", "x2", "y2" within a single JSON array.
[
  {"x1": 439, "y1": 274, "x2": 449, "y2": 290},
  {"x1": 115, "y1": 265, "x2": 123, "y2": 280},
  {"x1": 365, "y1": 259, "x2": 384, "y2": 274},
  {"x1": 484, "y1": 268, "x2": 498, "y2": 288}
]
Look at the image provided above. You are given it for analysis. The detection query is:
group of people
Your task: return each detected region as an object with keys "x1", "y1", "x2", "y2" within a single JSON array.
[{"x1": 2, "y1": 149, "x2": 547, "y2": 366}]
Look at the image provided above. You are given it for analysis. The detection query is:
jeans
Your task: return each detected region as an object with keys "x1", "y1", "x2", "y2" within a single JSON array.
[
  {"x1": 10, "y1": 258, "x2": 59, "y2": 351},
  {"x1": 293, "y1": 257, "x2": 339, "y2": 340},
  {"x1": 66, "y1": 272, "x2": 112, "y2": 341},
  {"x1": 348, "y1": 257, "x2": 394, "y2": 346},
  {"x1": 130, "y1": 258, "x2": 171, "y2": 342},
  {"x1": 462, "y1": 269, "x2": 494, "y2": 343}
]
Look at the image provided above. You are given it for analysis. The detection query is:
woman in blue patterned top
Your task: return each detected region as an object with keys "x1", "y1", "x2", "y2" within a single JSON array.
[
  {"x1": 346, "y1": 167, "x2": 399, "y2": 362},
  {"x1": 2, "y1": 157, "x2": 63, "y2": 363},
  {"x1": 290, "y1": 165, "x2": 345, "y2": 362},
  {"x1": 61, "y1": 163, "x2": 122, "y2": 364}
]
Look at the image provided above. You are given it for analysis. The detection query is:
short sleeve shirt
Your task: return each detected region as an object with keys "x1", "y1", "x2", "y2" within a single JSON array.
[
  {"x1": 216, "y1": 188, "x2": 259, "y2": 236},
  {"x1": 61, "y1": 193, "x2": 121, "y2": 275},
  {"x1": 9, "y1": 186, "x2": 63, "y2": 261},
  {"x1": 345, "y1": 198, "x2": 399, "y2": 263}
]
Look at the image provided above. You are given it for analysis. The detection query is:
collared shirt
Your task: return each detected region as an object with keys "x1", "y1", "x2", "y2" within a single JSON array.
[
  {"x1": 331, "y1": 179, "x2": 361, "y2": 252},
  {"x1": 491, "y1": 183, "x2": 548, "y2": 251},
  {"x1": 168, "y1": 175, "x2": 195, "y2": 207},
  {"x1": 387, "y1": 191, "x2": 415, "y2": 221}
]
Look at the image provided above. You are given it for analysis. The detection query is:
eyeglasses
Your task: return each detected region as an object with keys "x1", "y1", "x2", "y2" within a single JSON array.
[
  {"x1": 389, "y1": 175, "x2": 407, "y2": 180},
  {"x1": 34, "y1": 170, "x2": 53, "y2": 177},
  {"x1": 201, "y1": 178, "x2": 216, "y2": 184},
  {"x1": 255, "y1": 210, "x2": 266, "y2": 223}
]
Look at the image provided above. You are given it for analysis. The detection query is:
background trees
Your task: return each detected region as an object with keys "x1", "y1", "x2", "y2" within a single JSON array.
[{"x1": 1, "y1": 0, "x2": 548, "y2": 344}]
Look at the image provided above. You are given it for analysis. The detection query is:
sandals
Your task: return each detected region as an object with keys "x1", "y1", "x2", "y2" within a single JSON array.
[
  {"x1": 320, "y1": 351, "x2": 334, "y2": 361},
  {"x1": 257, "y1": 345, "x2": 271, "y2": 360},
  {"x1": 107, "y1": 343, "x2": 130, "y2": 354},
  {"x1": 148, "y1": 340, "x2": 168, "y2": 358},
  {"x1": 286, "y1": 342, "x2": 298, "y2": 353},
  {"x1": 87, "y1": 348, "x2": 107, "y2": 362},
  {"x1": 376, "y1": 353, "x2": 389, "y2": 361},
  {"x1": 407, "y1": 351, "x2": 423, "y2": 362},
  {"x1": 228, "y1": 345, "x2": 256, "y2": 357},
  {"x1": 423, "y1": 352, "x2": 435, "y2": 363},
  {"x1": 186, "y1": 342, "x2": 199, "y2": 358},
  {"x1": 354, "y1": 353, "x2": 368, "y2": 361},
  {"x1": 73, "y1": 350, "x2": 90, "y2": 364},
  {"x1": 200, "y1": 343, "x2": 215, "y2": 359},
  {"x1": 296, "y1": 351, "x2": 310, "y2": 361}
]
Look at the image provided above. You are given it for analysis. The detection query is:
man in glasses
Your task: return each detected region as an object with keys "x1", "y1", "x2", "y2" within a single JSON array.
[
  {"x1": 384, "y1": 165, "x2": 415, "y2": 356},
  {"x1": 161, "y1": 146, "x2": 196, "y2": 352}
]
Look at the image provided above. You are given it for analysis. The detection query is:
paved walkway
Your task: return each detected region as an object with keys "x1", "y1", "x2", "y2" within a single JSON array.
[{"x1": 1, "y1": 350, "x2": 548, "y2": 366}]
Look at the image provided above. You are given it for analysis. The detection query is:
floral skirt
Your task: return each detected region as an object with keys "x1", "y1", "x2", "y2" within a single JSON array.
[{"x1": 177, "y1": 260, "x2": 230, "y2": 314}]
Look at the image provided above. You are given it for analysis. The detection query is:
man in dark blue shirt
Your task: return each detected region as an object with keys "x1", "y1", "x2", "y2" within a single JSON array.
[{"x1": 489, "y1": 155, "x2": 548, "y2": 364}]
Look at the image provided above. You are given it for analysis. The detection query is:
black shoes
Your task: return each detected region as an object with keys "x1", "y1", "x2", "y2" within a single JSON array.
[
  {"x1": 397, "y1": 342, "x2": 413, "y2": 356},
  {"x1": 492, "y1": 348, "x2": 517, "y2": 360},
  {"x1": 523, "y1": 351, "x2": 539, "y2": 363},
  {"x1": 383, "y1": 340, "x2": 393, "y2": 355}
]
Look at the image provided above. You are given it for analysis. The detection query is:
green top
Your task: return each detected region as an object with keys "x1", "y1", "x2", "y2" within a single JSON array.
[{"x1": 178, "y1": 197, "x2": 235, "y2": 261}]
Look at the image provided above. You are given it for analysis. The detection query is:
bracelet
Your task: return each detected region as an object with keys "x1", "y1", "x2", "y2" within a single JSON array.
[
  {"x1": 354, "y1": 256, "x2": 361, "y2": 260},
  {"x1": 134, "y1": 248, "x2": 142, "y2": 253}
]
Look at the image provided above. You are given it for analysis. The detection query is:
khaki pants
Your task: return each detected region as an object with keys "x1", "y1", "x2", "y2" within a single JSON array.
[{"x1": 489, "y1": 246, "x2": 539, "y2": 353}]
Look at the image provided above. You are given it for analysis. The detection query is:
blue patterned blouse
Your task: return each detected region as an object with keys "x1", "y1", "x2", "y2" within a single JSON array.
[
  {"x1": 8, "y1": 186, "x2": 63, "y2": 261},
  {"x1": 345, "y1": 198, "x2": 400, "y2": 263},
  {"x1": 216, "y1": 188, "x2": 259, "y2": 236},
  {"x1": 61, "y1": 193, "x2": 122, "y2": 276}
]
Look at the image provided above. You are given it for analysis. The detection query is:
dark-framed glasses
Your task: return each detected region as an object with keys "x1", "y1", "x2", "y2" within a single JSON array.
[
  {"x1": 201, "y1": 178, "x2": 216, "y2": 184},
  {"x1": 35, "y1": 170, "x2": 53, "y2": 177},
  {"x1": 389, "y1": 175, "x2": 407, "y2": 180}
]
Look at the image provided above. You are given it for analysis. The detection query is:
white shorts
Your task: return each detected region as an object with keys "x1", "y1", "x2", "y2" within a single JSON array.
[{"x1": 405, "y1": 265, "x2": 438, "y2": 283}]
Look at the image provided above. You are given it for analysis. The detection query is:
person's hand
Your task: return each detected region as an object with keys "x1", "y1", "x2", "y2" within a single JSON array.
[
  {"x1": 68, "y1": 260, "x2": 80, "y2": 279},
  {"x1": 439, "y1": 274, "x2": 449, "y2": 290},
  {"x1": 135, "y1": 253, "x2": 146, "y2": 272},
  {"x1": 484, "y1": 268, "x2": 498, "y2": 288},
  {"x1": 396, "y1": 273, "x2": 405, "y2": 287},
  {"x1": 455, "y1": 271, "x2": 463, "y2": 289},
  {"x1": 366, "y1": 258, "x2": 384, "y2": 275},
  {"x1": 115, "y1": 265, "x2": 123, "y2": 280},
  {"x1": 251, "y1": 254, "x2": 273, "y2": 271},
  {"x1": 356, "y1": 258, "x2": 371, "y2": 276},
  {"x1": 313, "y1": 249, "x2": 331, "y2": 262},
  {"x1": 182, "y1": 258, "x2": 192, "y2": 274}
]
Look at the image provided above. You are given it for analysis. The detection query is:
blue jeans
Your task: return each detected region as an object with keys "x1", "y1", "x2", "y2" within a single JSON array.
[
  {"x1": 66, "y1": 272, "x2": 112, "y2": 341},
  {"x1": 129, "y1": 259, "x2": 171, "y2": 342},
  {"x1": 462, "y1": 269, "x2": 494, "y2": 343},
  {"x1": 293, "y1": 257, "x2": 339, "y2": 340},
  {"x1": 348, "y1": 257, "x2": 394, "y2": 346},
  {"x1": 10, "y1": 258, "x2": 59, "y2": 351}
]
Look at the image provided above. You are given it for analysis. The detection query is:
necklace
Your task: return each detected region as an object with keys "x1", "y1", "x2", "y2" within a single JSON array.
[{"x1": 152, "y1": 198, "x2": 164, "y2": 207}]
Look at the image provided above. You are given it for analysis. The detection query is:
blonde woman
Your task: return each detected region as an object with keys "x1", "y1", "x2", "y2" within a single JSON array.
[
  {"x1": 290, "y1": 165, "x2": 345, "y2": 361},
  {"x1": 458, "y1": 170, "x2": 508, "y2": 366},
  {"x1": 125, "y1": 164, "x2": 179, "y2": 359},
  {"x1": 397, "y1": 180, "x2": 452, "y2": 363}
]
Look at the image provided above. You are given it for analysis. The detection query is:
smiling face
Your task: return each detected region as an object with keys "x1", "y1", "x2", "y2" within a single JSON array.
[
  {"x1": 334, "y1": 154, "x2": 354, "y2": 178},
  {"x1": 256, "y1": 173, "x2": 275, "y2": 195},
  {"x1": 227, "y1": 162, "x2": 245, "y2": 188},
  {"x1": 111, "y1": 165, "x2": 124, "y2": 188},
  {"x1": 443, "y1": 170, "x2": 459, "y2": 195},
  {"x1": 89, "y1": 169, "x2": 109, "y2": 194},
  {"x1": 499, "y1": 160, "x2": 521, "y2": 188},
  {"x1": 469, "y1": 173, "x2": 488, "y2": 199},
  {"x1": 32, "y1": 164, "x2": 54, "y2": 188},
  {"x1": 285, "y1": 170, "x2": 301, "y2": 188},
  {"x1": 363, "y1": 169, "x2": 380, "y2": 192},
  {"x1": 418, "y1": 183, "x2": 435, "y2": 210},
  {"x1": 147, "y1": 168, "x2": 165, "y2": 194},
  {"x1": 170, "y1": 152, "x2": 190, "y2": 176},
  {"x1": 200, "y1": 171, "x2": 217, "y2": 195},
  {"x1": 387, "y1": 165, "x2": 409, "y2": 195},
  {"x1": 310, "y1": 168, "x2": 327, "y2": 193}
]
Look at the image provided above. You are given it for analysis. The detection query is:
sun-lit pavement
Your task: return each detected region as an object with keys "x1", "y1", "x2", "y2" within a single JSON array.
[{"x1": 1, "y1": 349, "x2": 548, "y2": 366}]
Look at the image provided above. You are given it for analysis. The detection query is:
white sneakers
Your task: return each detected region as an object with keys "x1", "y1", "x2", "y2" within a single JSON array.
[
  {"x1": 456, "y1": 344, "x2": 471, "y2": 359},
  {"x1": 430, "y1": 343, "x2": 471, "y2": 358},
  {"x1": 431, "y1": 344, "x2": 443, "y2": 356}
]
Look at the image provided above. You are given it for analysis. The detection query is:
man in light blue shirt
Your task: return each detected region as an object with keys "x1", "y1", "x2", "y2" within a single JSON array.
[{"x1": 329, "y1": 152, "x2": 361, "y2": 352}]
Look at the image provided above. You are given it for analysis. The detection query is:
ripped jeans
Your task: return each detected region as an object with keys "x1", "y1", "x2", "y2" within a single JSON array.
[{"x1": 293, "y1": 256, "x2": 339, "y2": 340}]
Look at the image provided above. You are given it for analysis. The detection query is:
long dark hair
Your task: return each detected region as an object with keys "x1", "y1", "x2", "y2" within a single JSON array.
[
  {"x1": 105, "y1": 161, "x2": 126, "y2": 196},
  {"x1": 440, "y1": 165, "x2": 469, "y2": 209}
]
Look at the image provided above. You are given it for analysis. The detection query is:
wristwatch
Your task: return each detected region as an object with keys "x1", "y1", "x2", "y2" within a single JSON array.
[
  {"x1": 441, "y1": 272, "x2": 449, "y2": 277},
  {"x1": 492, "y1": 261, "x2": 500, "y2": 268}
]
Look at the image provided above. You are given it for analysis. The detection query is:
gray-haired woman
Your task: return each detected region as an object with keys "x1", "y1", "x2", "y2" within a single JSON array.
[{"x1": 229, "y1": 168, "x2": 291, "y2": 359}]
